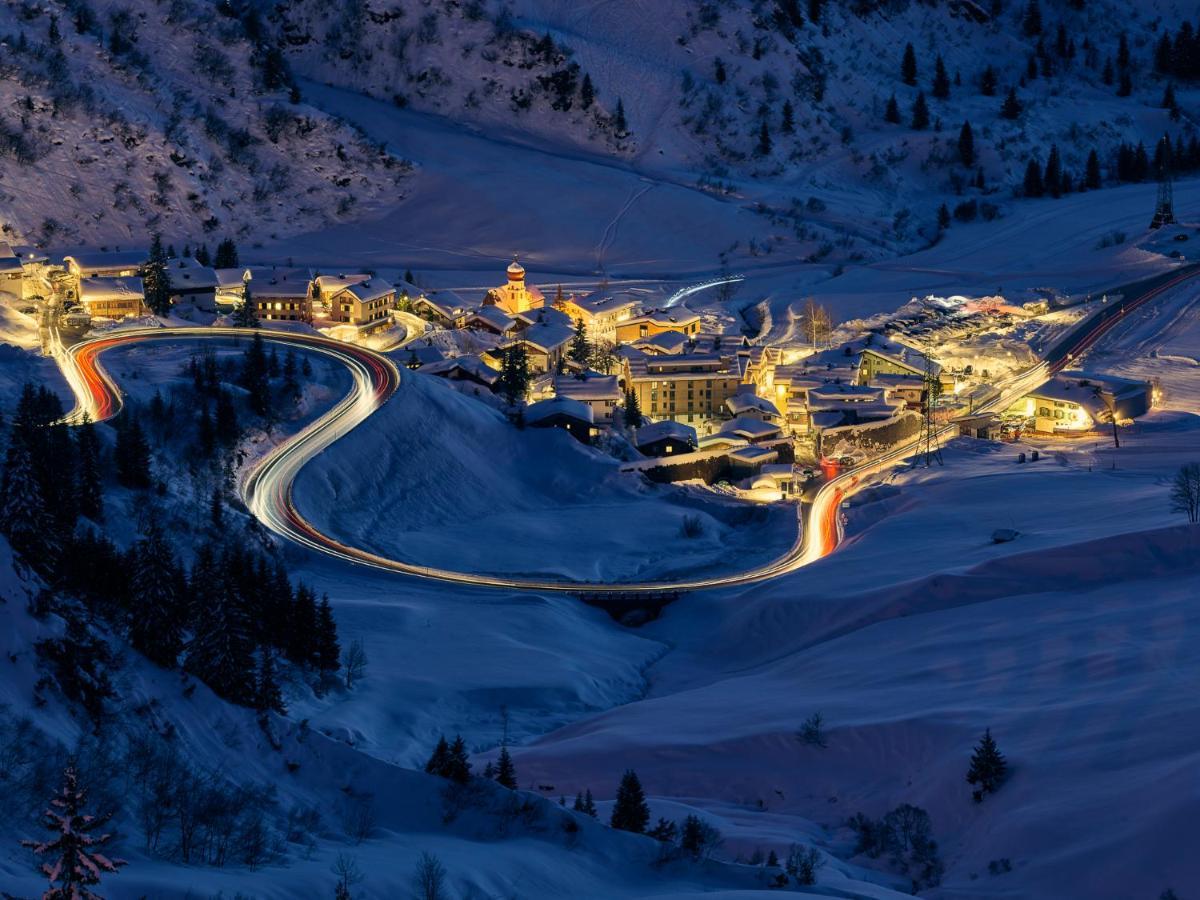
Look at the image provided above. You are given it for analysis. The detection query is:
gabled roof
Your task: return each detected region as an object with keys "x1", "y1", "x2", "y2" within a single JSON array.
[
  {"x1": 465, "y1": 305, "x2": 516, "y2": 332},
  {"x1": 525, "y1": 396, "x2": 594, "y2": 426},
  {"x1": 64, "y1": 250, "x2": 148, "y2": 272},
  {"x1": 419, "y1": 354, "x2": 498, "y2": 385},
  {"x1": 514, "y1": 305, "x2": 572, "y2": 329},
  {"x1": 635, "y1": 420, "x2": 697, "y2": 448},
  {"x1": 168, "y1": 258, "x2": 219, "y2": 291},
  {"x1": 725, "y1": 392, "x2": 781, "y2": 418},
  {"x1": 314, "y1": 273, "x2": 371, "y2": 293},
  {"x1": 340, "y1": 278, "x2": 394, "y2": 304},
  {"x1": 624, "y1": 307, "x2": 700, "y2": 328},
  {"x1": 414, "y1": 293, "x2": 471, "y2": 320},
  {"x1": 565, "y1": 292, "x2": 640, "y2": 315},
  {"x1": 718, "y1": 416, "x2": 783, "y2": 441},
  {"x1": 79, "y1": 275, "x2": 144, "y2": 301},
  {"x1": 510, "y1": 321, "x2": 573, "y2": 354},
  {"x1": 632, "y1": 330, "x2": 690, "y2": 354},
  {"x1": 553, "y1": 374, "x2": 620, "y2": 401},
  {"x1": 0, "y1": 241, "x2": 22, "y2": 273}
]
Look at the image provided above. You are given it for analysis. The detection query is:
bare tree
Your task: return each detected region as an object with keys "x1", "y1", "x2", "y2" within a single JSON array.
[
  {"x1": 332, "y1": 853, "x2": 363, "y2": 900},
  {"x1": 413, "y1": 851, "x2": 447, "y2": 900},
  {"x1": 342, "y1": 639, "x2": 368, "y2": 690},
  {"x1": 801, "y1": 297, "x2": 832, "y2": 348},
  {"x1": 1170, "y1": 462, "x2": 1200, "y2": 524}
]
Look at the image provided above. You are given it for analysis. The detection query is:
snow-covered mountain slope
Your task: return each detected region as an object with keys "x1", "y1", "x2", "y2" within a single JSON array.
[
  {"x1": 267, "y1": 0, "x2": 1200, "y2": 264},
  {"x1": 0, "y1": 0, "x2": 410, "y2": 249}
]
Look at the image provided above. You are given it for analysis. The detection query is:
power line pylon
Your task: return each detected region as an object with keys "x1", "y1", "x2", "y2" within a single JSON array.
[
  {"x1": 1151, "y1": 137, "x2": 1176, "y2": 229},
  {"x1": 921, "y1": 354, "x2": 943, "y2": 467}
]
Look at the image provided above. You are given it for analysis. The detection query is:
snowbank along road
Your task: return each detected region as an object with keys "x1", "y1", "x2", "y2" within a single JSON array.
[{"x1": 54, "y1": 268, "x2": 1200, "y2": 594}]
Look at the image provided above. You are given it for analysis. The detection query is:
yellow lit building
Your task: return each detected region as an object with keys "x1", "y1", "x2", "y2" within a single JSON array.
[
  {"x1": 490, "y1": 257, "x2": 544, "y2": 315},
  {"x1": 623, "y1": 351, "x2": 742, "y2": 425}
]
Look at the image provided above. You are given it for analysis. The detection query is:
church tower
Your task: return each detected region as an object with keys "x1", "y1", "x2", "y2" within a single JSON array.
[{"x1": 494, "y1": 255, "x2": 537, "y2": 314}]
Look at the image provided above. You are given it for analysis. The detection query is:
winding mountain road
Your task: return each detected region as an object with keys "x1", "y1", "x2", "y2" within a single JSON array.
[{"x1": 55, "y1": 264, "x2": 1199, "y2": 595}]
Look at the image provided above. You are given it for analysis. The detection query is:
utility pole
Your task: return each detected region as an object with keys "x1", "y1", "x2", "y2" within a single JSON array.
[{"x1": 921, "y1": 353, "x2": 943, "y2": 467}]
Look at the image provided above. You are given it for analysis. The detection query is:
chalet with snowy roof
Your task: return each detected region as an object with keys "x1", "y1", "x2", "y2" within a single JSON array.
[
  {"x1": 525, "y1": 396, "x2": 594, "y2": 443},
  {"x1": 1010, "y1": 372, "x2": 1151, "y2": 433},
  {"x1": 215, "y1": 267, "x2": 250, "y2": 304},
  {"x1": 513, "y1": 305, "x2": 573, "y2": 331},
  {"x1": 555, "y1": 291, "x2": 639, "y2": 343},
  {"x1": 402, "y1": 340, "x2": 446, "y2": 369},
  {"x1": 64, "y1": 250, "x2": 146, "y2": 279},
  {"x1": 0, "y1": 241, "x2": 23, "y2": 293},
  {"x1": 78, "y1": 275, "x2": 144, "y2": 318},
  {"x1": 622, "y1": 350, "x2": 743, "y2": 425},
  {"x1": 247, "y1": 269, "x2": 312, "y2": 322},
  {"x1": 725, "y1": 390, "x2": 782, "y2": 422},
  {"x1": 462, "y1": 305, "x2": 518, "y2": 337},
  {"x1": 635, "y1": 420, "x2": 698, "y2": 457},
  {"x1": 806, "y1": 383, "x2": 904, "y2": 429},
  {"x1": 167, "y1": 257, "x2": 219, "y2": 309},
  {"x1": 615, "y1": 307, "x2": 701, "y2": 344},
  {"x1": 727, "y1": 444, "x2": 779, "y2": 479},
  {"x1": 489, "y1": 257, "x2": 544, "y2": 315},
  {"x1": 496, "y1": 320, "x2": 574, "y2": 373},
  {"x1": 329, "y1": 277, "x2": 395, "y2": 329},
  {"x1": 413, "y1": 293, "x2": 471, "y2": 326},
  {"x1": 419, "y1": 354, "x2": 499, "y2": 389},
  {"x1": 631, "y1": 330, "x2": 691, "y2": 355},
  {"x1": 552, "y1": 373, "x2": 621, "y2": 424},
  {"x1": 313, "y1": 273, "x2": 371, "y2": 300},
  {"x1": 717, "y1": 416, "x2": 784, "y2": 444}
]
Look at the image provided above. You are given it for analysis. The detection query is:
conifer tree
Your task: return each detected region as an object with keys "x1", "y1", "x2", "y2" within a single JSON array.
[
  {"x1": 910, "y1": 91, "x2": 930, "y2": 130},
  {"x1": 1000, "y1": 87, "x2": 1023, "y2": 119},
  {"x1": 1043, "y1": 144, "x2": 1063, "y2": 197},
  {"x1": 75, "y1": 414, "x2": 103, "y2": 522},
  {"x1": 568, "y1": 318, "x2": 591, "y2": 366},
  {"x1": 23, "y1": 765, "x2": 126, "y2": 899},
  {"x1": 756, "y1": 119, "x2": 772, "y2": 156},
  {"x1": 425, "y1": 736, "x2": 451, "y2": 776},
  {"x1": 1022, "y1": 0, "x2": 1042, "y2": 37},
  {"x1": 580, "y1": 73, "x2": 595, "y2": 109},
  {"x1": 937, "y1": 203, "x2": 950, "y2": 232},
  {"x1": 614, "y1": 98, "x2": 628, "y2": 135},
  {"x1": 932, "y1": 55, "x2": 950, "y2": 99},
  {"x1": 128, "y1": 518, "x2": 184, "y2": 667},
  {"x1": 1023, "y1": 157, "x2": 1045, "y2": 197},
  {"x1": 446, "y1": 735, "x2": 472, "y2": 784},
  {"x1": 0, "y1": 427, "x2": 51, "y2": 562},
  {"x1": 610, "y1": 769, "x2": 650, "y2": 833},
  {"x1": 214, "y1": 237, "x2": 239, "y2": 269},
  {"x1": 495, "y1": 744, "x2": 517, "y2": 789},
  {"x1": 624, "y1": 387, "x2": 643, "y2": 429},
  {"x1": 233, "y1": 282, "x2": 260, "y2": 328},
  {"x1": 114, "y1": 415, "x2": 152, "y2": 489},
  {"x1": 240, "y1": 332, "x2": 272, "y2": 417},
  {"x1": 195, "y1": 243, "x2": 211, "y2": 266},
  {"x1": 979, "y1": 65, "x2": 997, "y2": 96},
  {"x1": 283, "y1": 350, "x2": 300, "y2": 401},
  {"x1": 142, "y1": 233, "x2": 172, "y2": 316},
  {"x1": 781, "y1": 100, "x2": 795, "y2": 134},
  {"x1": 255, "y1": 647, "x2": 286, "y2": 715},
  {"x1": 957, "y1": 121, "x2": 975, "y2": 166},
  {"x1": 1117, "y1": 69, "x2": 1132, "y2": 97},
  {"x1": 884, "y1": 94, "x2": 901, "y2": 124},
  {"x1": 1085, "y1": 148, "x2": 1102, "y2": 189},
  {"x1": 966, "y1": 728, "x2": 1007, "y2": 801},
  {"x1": 499, "y1": 342, "x2": 530, "y2": 406},
  {"x1": 901, "y1": 42, "x2": 918, "y2": 85},
  {"x1": 316, "y1": 595, "x2": 341, "y2": 681},
  {"x1": 187, "y1": 575, "x2": 256, "y2": 705},
  {"x1": 287, "y1": 584, "x2": 319, "y2": 668}
]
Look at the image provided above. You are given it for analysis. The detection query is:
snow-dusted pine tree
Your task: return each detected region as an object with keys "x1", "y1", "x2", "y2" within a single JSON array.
[
  {"x1": 128, "y1": 518, "x2": 183, "y2": 667},
  {"x1": 22, "y1": 764, "x2": 127, "y2": 900}
]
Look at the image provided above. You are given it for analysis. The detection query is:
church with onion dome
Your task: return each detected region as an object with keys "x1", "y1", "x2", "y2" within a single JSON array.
[{"x1": 487, "y1": 255, "x2": 544, "y2": 315}]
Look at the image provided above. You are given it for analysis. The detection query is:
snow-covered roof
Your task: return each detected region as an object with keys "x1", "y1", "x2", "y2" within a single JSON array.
[
  {"x1": 633, "y1": 330, "x2": 690, "y2": 354},
  {"x1": 568, "y1": 292, "x2": 640, "y2": 315},
  {"x1": 78, "y1": 275, "x2": 144, "y2": 301},
  {"x1": 419, "y1": 354, "x2": 498, "y2": 384},
  {"x1": 728, "y1": 445, "x2": 779, "y2": 464},
  {"x1": 808, "y1": 383, "x2": 886, "y2": 402},
  {"x1": 625, "y1": 352, "x2": 736, "y2": 381},
  {"x1": 64, "y1": 250, "x2": 147, "y2": 273},
  {"x1": 340, "y1": 278, "x2": 395, "y2": 304},
  {"x1": 415, "y1": 293, "x2": 471, "y2": 320},
  {"x1": 514, "y1": 306, "x2": 572, "y2": 329},
  {"x1": 725, "y1": 392, "x2": 781, "y2": 418},
  {"x1": 168, "y1": 257, "x2": 218, "y2": 291},
  {"x1": 624, "y1": 307, "x2": 700, "y2": 328},
  {"x1": 511, "y1": 321, "x2": 574, "y2": 354},
  {"x1": 465, "y1": 305, "x2": 516, "y2": 332},
  {"x1": 525, "y1": 396, "x2": 594, "y2": 426},
  {"x1": 0, "y1": 241, "x2": 22, "y2": 273},
  {"x1": 214, "y1": 267, "x2": 250, "y2": 290},
  {"x1": 553, "y1": 374, "x2": 620, "y2": 402},
  {"x1": 405, "y1": 342, "x2": 447, "y2": 366},
  {"x1": 314, "y1": 273, "x2": 371, "y2": 293},
  {"x1": 718, "y1": 416, "x2": 783, "y2": 441},
  {"x1": 248, "y1": 267, "x2": 310, "y2": 299},
  {"x1": 635, "y1": 420, "x2": 697, "y2": 448}
]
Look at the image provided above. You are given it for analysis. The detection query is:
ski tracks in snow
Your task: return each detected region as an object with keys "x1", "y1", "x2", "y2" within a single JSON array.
[{"x1": 595, "y1": 181, "x2": 654, "y2": 273}]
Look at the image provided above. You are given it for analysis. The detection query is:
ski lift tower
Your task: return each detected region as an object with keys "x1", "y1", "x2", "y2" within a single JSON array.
[{"x1": 1150, "y1": 147, "x2": 1176, "y2": 230}]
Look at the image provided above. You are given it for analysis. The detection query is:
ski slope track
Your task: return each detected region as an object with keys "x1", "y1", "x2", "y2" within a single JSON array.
[{"x1": 55, "y1": 268, "x2": 1200, "y2": 595}]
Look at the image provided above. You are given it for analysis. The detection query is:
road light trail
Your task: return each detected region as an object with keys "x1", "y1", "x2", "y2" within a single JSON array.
[{"x1": 55, "y1": 265, "x2": 1199, "y2": 595}]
